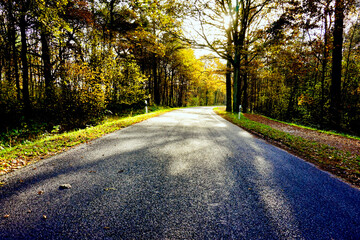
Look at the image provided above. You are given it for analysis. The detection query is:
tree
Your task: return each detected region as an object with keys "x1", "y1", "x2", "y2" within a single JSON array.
[
  {"x1": 191, "y1": 0, "x2": 273, "y2": 113},
  {"x1": 330, "y1": 0, "x2": 345, "y2": 127},
  {"x1": 19, "y1": 0, "x2": 31, "y2": 118}
]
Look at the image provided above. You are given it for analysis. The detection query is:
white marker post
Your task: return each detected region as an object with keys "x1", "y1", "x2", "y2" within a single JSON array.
[
  {"x1": 145, "y1": 100, "x2": 148, "y2": 114},
  {"x1": 238, "y1": 105, "x2": 242, "y2": 119}
]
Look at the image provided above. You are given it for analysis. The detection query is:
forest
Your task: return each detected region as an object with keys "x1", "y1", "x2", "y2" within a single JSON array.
[
  {"x1": 0, "y1": 0, "x2": 226, "y2": 142},
  {"x1": 0, "y1": 0, "x2": 359, "y2": 145},
  {"x1": 191, "y1": 0, "x2": 359, "y2": 135}
]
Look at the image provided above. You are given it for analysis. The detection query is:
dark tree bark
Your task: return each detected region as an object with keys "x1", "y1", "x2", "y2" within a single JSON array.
[
  {"x1": 330, "y1": 0, "x2": 344, "y2": 127},
  {"x1": 19, "y1": 4, "x2": 30, "y2": 117},
  {"x1": 153, "y1": 54, "x2": 160, "y2": 105},
  {"x1": 178, "y1": 78, "x2": 183, "y2": 106},
  {"x1": 242, "y1": 54, "x2": 249, "y2": 113},
  {"x1": 233, "y1": 50, "x2": 241, "y2": 112},
  {"x1": 224, "y1": 25, "x2": 233, "y2": 112},
  {"x1": 5, "y1": 6, "x2": 12, "y2": 84},
  {"x1": 0, "y1": 55, "x2": 2, "y2": 83},
  {"x1": 41, "y1": 29, "x2": 54, "y2": 103},
  {"x1": 170, "y1": 69, "x2": 174, "y2": 106},
  {"x1": 7, "y1": 1, "x2": 21, "y2": 101},
  {"x1": 232, "y1": 0, "x2": 249, "y2": 113},
  {"x1": 226, "y1": 60, "x2": 232, "y2": 112}
]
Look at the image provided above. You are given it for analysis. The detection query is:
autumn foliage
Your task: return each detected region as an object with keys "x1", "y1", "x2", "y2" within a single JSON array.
[{"x1": 0, "y1": 0, "x2": 225, "y2": 145}]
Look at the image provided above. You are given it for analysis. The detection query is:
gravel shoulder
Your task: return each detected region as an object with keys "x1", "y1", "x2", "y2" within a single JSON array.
[{"x1": 243, "y1": 113, "x2": 360, "y2": 157}]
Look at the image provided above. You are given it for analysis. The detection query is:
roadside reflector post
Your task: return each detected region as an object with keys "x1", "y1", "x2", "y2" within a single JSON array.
[
  {"x1": 145, "y1": 100, "x2": 148, "y2": 114},
  {"x1": 238, "y1": 105, "x2": 242, "y2": 119}
]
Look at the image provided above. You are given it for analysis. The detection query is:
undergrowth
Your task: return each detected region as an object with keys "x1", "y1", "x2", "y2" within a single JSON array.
[
  {"x1": 0, "y1": 107, "x2": 174, "y2": 175},
  {"x1": 0, "y1": 106, "x2": 164, "y2": 149}
]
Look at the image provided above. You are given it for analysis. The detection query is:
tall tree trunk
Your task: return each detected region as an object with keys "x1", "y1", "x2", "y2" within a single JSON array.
[
  {"x1": 242, "y1": 53, "x2": 249, "y2": 113},
  {"x1": 41, "y1": 29, "x2": 54, "y2": 103},
  {"x1": 214, "y1": 90, "x2": 218, "y2": 105},
  {"x1": 250, "y1": 74, "x2": 256, "y2": 112},
  {"x1": 19, "y1": 7, "x2": 30, "y2": 117},
  {"x1": 205, "y1": 87, "x2": 209, "y2": 106},
  {"x1": 178, "y1": 78, "x2": 183, "y2": 106},
  {"x1": 233, "y1": 50, "x2": 241, "y2": 112},
  {"x1": 12, "y1": 29, "x2": 21, "y2": 102},
  {"x1": 152, "y1": 19, "x2": 160, "y2": 106},
  {"x1": 5, "y1": 8, "x2": 12, "y2": 84},
  {"x1": 232, "y1": 0, "x2": 248, "y2": 113},
  {"x1": 330, "y1": 0, "x2": 344, "y2": 127},
  {"x1": 0, "y1": 56, "x2": 2, "y2": 82},
  {"x1": 225, "y1": 26, "x2": 232, "y2": 112},
  {"x1": 8, "y1": 1, "x2": 21, "y2": 101},
  {"x1": 163, "y1": 66, "x2": 168, "y2": 105},
  {"x1": 226, "y1": 60, "x2": 232, "y2": 112},
  {"x1": 242, "y1": 73, "x2": 248, "y2": 113},
  {"x1": 153, "y1": 54, "x2": 160, "y2": 105},
  {"x1": 147, "y1": 58, "x2": 152, "y2": 106},
  {"x1": 170, "y1": 69, "x2": 174, "y2": 106}
]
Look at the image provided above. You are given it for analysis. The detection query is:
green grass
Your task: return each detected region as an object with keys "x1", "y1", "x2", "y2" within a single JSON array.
[
  {"x1": 214, "y1": 107, "x2": 360, "y2": 187},
  {"x1": 0, "y1": 107, "x2": 175, "y2": 175}
]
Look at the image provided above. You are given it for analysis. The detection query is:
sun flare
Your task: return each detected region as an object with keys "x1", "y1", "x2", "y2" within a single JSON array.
[{"x1": 223, "y1": 15, "x2": 232, "y2": 29}]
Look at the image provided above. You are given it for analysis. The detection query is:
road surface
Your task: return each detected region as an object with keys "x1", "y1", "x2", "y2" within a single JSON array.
[{"x1": 1, "y1": 107, "x2": 360, "y2": 239}]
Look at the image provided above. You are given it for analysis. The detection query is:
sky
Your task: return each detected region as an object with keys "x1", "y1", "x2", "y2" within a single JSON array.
[
  {"x1": 182, "y1": 12, "x2": 223, "y2": 60},
  {"x1": 182, "y1": 22, "x2": 210, "y2": 58}
]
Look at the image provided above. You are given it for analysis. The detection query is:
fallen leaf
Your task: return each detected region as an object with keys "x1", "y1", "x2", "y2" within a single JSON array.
[
  {"x1": 89, "y1": 170, "x2": 96, "y2": 173},
  {"x1": 3, "y1": 214, "x2": 9, "y2": 218},
  {"x1": 104, "y1": 188, "x2": 116, "y2": 191},
  {"x1": 38, "y1": 191, "x2": 44, "y2": 195},
  {"x1": 27, "y1": 210, "x2": 32, "y2": 213},
  {"x1": 104, "y1": 226, "x2": 110, "y2": 230},
  {"x1": 59, "y1": 184, "x2": 72, "y2": 190}
]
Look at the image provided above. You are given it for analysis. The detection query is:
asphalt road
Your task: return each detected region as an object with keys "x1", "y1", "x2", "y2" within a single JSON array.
[{"x1": 1, "y1": 107, "x2": 360, "y2": 240}]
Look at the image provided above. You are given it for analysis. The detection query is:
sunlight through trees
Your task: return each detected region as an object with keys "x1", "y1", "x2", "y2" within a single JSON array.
[{"x1": 0, "y1": 0, "x2": 359, "y2": 138}]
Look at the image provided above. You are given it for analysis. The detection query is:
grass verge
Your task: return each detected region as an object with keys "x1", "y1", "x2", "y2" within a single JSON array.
[
  {"x1": 0, "y1": 108, "x2": 175, "y2": 175},
  {"x1": 214, "y1": 107, "x2": 360, "y2": 188}
]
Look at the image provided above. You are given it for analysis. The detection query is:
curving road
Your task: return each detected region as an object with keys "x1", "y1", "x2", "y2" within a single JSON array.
[{"x1": 1, "y1": 107, "x2": 360, "y2": 239}]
